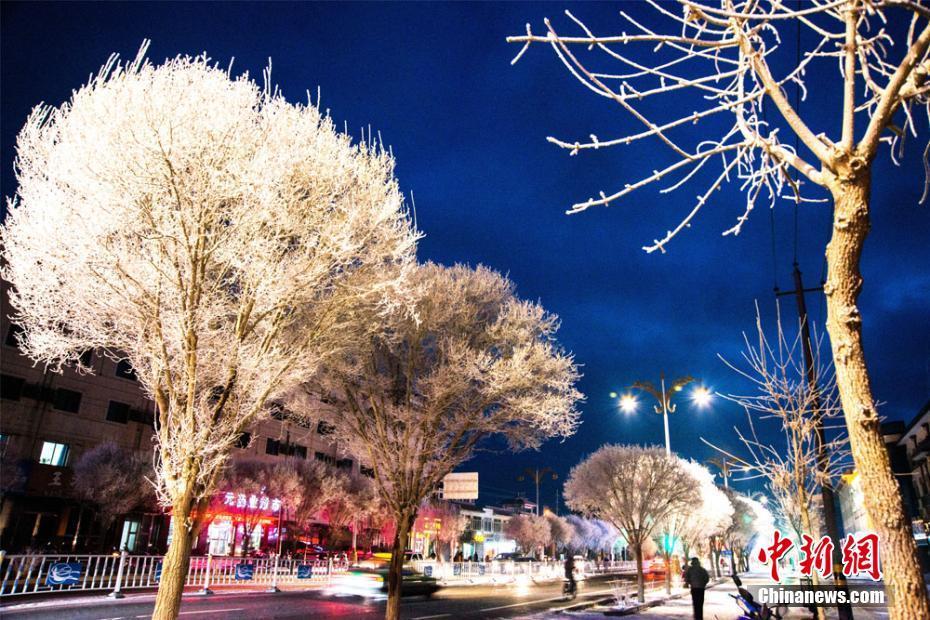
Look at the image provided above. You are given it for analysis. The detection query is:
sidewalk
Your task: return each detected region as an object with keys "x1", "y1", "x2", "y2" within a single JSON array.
[{"x1": 536, "y1": 577, "x2": 897, "y2": 619}]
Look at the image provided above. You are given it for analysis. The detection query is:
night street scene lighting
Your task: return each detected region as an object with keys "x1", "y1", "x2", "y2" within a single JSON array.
[{"x1": 1, "y1": 2, "x2": 929, "y2": 619}]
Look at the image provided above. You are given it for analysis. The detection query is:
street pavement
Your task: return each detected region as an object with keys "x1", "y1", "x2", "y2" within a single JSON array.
[
  {"x1": 532, "y1": 573, "x2": 899, "y2": 620},
  {"x1": 0, "y1": 574, "x2": 625, "y2": 619}
]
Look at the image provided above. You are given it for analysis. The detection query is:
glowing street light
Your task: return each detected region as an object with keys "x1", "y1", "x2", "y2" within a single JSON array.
[
  {"x1": 619, "y1": 393, "x2": 638, "y2": 413},
  {"x1": 692, "y1": 386, "x2": 713, "y2": 408},
  {"x1": 612, "y1": 374, "x2": 713, "y2": 456}
]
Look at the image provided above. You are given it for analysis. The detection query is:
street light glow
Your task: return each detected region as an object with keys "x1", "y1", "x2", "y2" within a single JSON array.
[
  {"x1": 619, "y1": 393, "x2": 638, "y2": 413},
  {"x1": 691, "y1": 386, "x2": 712, "y2": 408}
]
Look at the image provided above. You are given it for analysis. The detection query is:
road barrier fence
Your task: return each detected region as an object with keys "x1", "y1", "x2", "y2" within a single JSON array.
[{"x1": 0, "y1": 550, "x2": 637, "y2": 599}]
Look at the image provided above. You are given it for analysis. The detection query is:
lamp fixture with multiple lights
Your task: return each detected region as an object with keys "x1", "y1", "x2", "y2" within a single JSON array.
[{"x1": 612, "y1": 374, "x2": 713, "y2": 456}]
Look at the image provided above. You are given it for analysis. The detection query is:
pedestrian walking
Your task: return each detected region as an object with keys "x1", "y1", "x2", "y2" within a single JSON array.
[{"x1": 684, "y1": 557, "x2": 710, "y2": 620}]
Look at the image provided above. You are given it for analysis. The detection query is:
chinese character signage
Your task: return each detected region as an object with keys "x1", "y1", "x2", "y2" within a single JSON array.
[
  {"x1": 221, "y1": 490, "x2": 281, "y2": 514},
  {"x1": 758, "y1": 529, "x2": 882, "y2": 582}
]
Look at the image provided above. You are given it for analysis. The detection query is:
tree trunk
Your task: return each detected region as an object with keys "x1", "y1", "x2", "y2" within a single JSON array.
[
  {"x1": 663, "y1": 549, "x2": 672, "y2": 594},
  {"x1": 385, "y1": 511, "x2": 415, "y2": 620},
  {"x1": 825, "y1": 175, "x2": 930, "y2": 620},
  {"x1": 633, "y1": 542, "x2": 645, "y2": 602},
  {"x1": 152, "y1": 506, "x2": 196, "y2": 620},
  {"x1": 799, "y1": 497, "x2": 827, "y2": 620}
]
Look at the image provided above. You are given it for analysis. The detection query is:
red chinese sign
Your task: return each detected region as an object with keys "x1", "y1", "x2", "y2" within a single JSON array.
[{"x1": 758, "y1": 530, "x2": 882, "y2": 582}]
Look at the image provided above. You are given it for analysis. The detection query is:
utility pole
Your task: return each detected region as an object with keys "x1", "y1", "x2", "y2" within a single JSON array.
[{"x1": 777, "y1": 262, "x2": 853, "y2": 620}]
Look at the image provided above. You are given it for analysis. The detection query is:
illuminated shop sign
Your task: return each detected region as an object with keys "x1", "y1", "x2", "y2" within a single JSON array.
[{"x1": 221, "y1": 491, "x2": 282, "y2": 513}]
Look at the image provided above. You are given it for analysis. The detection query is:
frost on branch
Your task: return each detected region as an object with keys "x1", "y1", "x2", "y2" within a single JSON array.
[
  {"x1": 302, "y1": 261, "x2": 581, "y2": 528},
  {"x1": 508, "y1": 1, "x2": 930, "y2": 251},
  {"x1": 0, "y1": 44, "x2": 419, "y2": 526},
  {"x1": 564, "y1": 445, "x2": 698, "y2": 599},
  {"x1": 709, "y1": 308, "x2": 851, "y2": 543}
]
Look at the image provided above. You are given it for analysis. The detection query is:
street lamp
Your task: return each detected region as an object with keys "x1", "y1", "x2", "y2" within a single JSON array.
[
  {"x1": 613, "y1": 374, "x2": 713, "y2": 456},
  {"x1": 705, "y1": 457, "x2": 739, "y2": 489},
  {"x1": 517, "y1": 467, "x2": 558, "y2": 516}
]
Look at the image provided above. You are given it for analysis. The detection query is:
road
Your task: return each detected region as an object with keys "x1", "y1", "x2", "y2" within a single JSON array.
[{"x1": 0, "y1": 574, "x2": 630, "y2": 619}]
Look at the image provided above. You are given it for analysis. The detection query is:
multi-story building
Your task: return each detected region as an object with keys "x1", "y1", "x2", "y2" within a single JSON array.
[
  {"x1": 458, "y1": 505, "x2": 517, "y2": 560},
  {"x1": 836, "y1": 411, "x2": 930, "y2": 571},
  {"x1": 898, "y1": 402, "x2": 930, "y2": 523},
  {"x1": 0, "y1": 280, "x2": 360, "y2": 556}
]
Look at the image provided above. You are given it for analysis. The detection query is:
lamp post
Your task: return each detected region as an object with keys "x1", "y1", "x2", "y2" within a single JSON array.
[
  {"x1": 706, "y1": 457, "x2": 738, "y2": 489},
  {"x1": 614, "y1": 374, "x2": 712, "y2": 456},
  {"x1": 517, "y1": 467, "x2": 558, "y2": 516}
]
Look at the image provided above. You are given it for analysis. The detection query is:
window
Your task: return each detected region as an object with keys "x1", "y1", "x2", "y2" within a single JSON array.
[
  {"x1": 470, "y1": 516, "x2": 482, "y2": 531},
  {"x1": 315, "y1": 451, "x2": 336, "y2": 466},
  {"x1": 115, "y1": 359, "x2": 137, "y2": 381},
  {"x1": 269, "y1": 403, "x2": 286, "y2": 421},
  {"x1": 291, "y1": 445, "x2": 307, "y2": 459},
  {"x1": 106, "y1": 401, "x2": 130, "y2": 424},
  {"x1": 39, "y1": 441, "x2": 69, "y2": 466},
  {"x1": 0, "y1": 434, "x2": 10, "y2": 457},
  {"x1": 120, "y1": 519, "x2": 141, "y2": 552},
  {"x1": 78, "y1": 350, "x2": 94, "y2": 368},
  {"x1": 53, "y1": 388, "x2": 82, "y2": 413},
  {"x1": 235, "y1": 432, "x2": 252, "y2": 449},
  {"x1": 317, "y1": 421, "x2": 335, "y2": 436},
  {"x1": 1, "y1": 374, "x2": 25, "y2": 401},
  {"x1": 360, "y1": 466, "x2": 375, "y2": 479},
  {"x1": 493, "y1": 519, "x2": 502, "y2": 533},
  {"x1": 336, "y1": 458, "x2": 353, "y2": 470},
  {"x1": 266, "y1": 438, "x2": 280, "y2": 456},
  {"x1": 4, "y1": 323, "x2": 24, "y2": 348}
]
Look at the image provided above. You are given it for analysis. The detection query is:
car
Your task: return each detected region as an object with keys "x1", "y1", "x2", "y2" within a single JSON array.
[{"x1": 328, "y1": 566, "x2": 441, "y2": 598}]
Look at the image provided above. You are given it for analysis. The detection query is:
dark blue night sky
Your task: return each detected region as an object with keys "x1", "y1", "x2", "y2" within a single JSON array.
[{"x1": 3, "y1": 2, "x2": 928, "y2": 510}]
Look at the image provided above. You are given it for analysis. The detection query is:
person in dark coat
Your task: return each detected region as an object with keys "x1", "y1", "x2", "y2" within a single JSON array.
[
  {"x1": 684, "y1": 557, "x2": 710, "y2": 620},
  {"x1": 563, "y1": 554, "x2": 577, "y2": 596}
]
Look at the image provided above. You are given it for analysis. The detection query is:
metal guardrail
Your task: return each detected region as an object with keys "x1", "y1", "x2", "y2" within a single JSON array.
[
  {"x1": 0, "y1": 551, "x2": 637, "y2": 598},
  {"x1": 0, "y1": 551, "x2": 343, "y2": 597}
]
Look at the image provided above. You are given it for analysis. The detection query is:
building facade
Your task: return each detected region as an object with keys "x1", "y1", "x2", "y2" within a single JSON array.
[
  {"x1": 0, "y1": 281, "x2": 361, "y2": 555},
  {"x1": 836, "y1": 412, "x2": 930, "y2": 571}
]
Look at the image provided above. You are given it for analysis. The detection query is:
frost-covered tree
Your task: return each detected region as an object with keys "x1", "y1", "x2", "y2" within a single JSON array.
[
  {"x1": 652, "y1": 459, "x2": 732, "y2": 593},
  {"x1": 0, "y1": 44, "x2": 417, "y2": 620},
  {"x1": 216, "y1": 457, "x2": 341, "y2": 556},
  {"x1": 303, "y1": 262, "x2": 581, "y2": 619},
  {"x1": 710, "y1": 311, "x2": 850, "y2": 609},
  {"x1": 414, "y1": 500, "x2": 468, "y2": 561},
  {"x1": 543, "y1": 512, "x2": 573, "y2": 558},
  {"x1": 71, "y1": 442, "x2": 156, "y2": 550},
  {"x1": 565, "y1": 445, "x2": 698, "y2": 601},
  {"x1": 722, "y1": 490, "x2": 775, "y2": 576},
  {"x1": 509, "y1": 3, "x2": 930, "y2": 615},
  {"x1": 322, "y1": 470, "x2": 381, "y2": 561},
  {"x1": 504, "y1": 513, "x2": 552, "y2": 558},
  {"x1": 677, "y1": 461, "x2": 733, "y2": 565}
]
